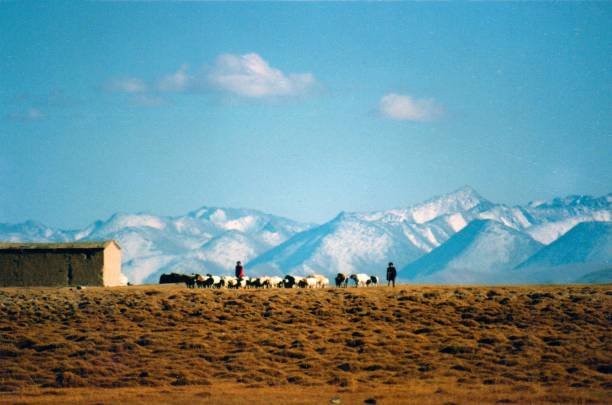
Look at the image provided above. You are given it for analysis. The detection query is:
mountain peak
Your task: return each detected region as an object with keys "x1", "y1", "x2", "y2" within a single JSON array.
[
  {"x1": 2, "y1": 188, "x2": 609, "y2": 284},
  {"x1": 406, "y1": 186, "x2": 489, "y2": 224},
  {"x1": 446, "y1": 185, "x2": 486, "y2": 202}
]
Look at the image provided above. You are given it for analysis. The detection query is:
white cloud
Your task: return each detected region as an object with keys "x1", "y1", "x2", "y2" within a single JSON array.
[
  {"x1": 158, "y1": 64, "x2": 192, "y2": 93},
  {"x1": 379, "y1": 93, "x2": 442, "y2": 122},
  {"x1": 104, "y1": 53, "x2": 315, "y2": 105},
  {"x1": 207, "y1": 53, "x2": 315, "y2": 98},
  {"x1": 105, "y1": 77, "x2": 147, "y2": 94},
  {"x1": 7, "y1": 108, "x2": 45, "y2": 122},
  {"x1": 105, "y1": 77, "x2": 166, "y2": 107}
]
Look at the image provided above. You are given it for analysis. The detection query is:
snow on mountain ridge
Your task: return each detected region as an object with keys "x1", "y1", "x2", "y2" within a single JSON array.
[
  {"x1": 360, "y1": 185, "x2": 487, "y2": 224},
  {"x1": 517, "y1": 222, "x2": 612, "y2": 269},
  {"x1": 247, "y1": 212, "x2": 423, "y2": 278},
  {"x1": 400, "y1": 220, "x2": 544, "y2": 284},
  {"x1": 0, "y1": 207, "x2": 313, "y2": 284},
  {"x1": 512, "y1": 222, "x2": 612, "y2": 284},
  {"x1": 247, "y1": 188, "x2": 610, "y2": 280},
  {"x1": 1, "y1": 187, "x2": 610, "y2": 284}
]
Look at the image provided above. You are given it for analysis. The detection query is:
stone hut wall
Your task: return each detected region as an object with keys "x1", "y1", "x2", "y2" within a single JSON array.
[{"x1": 0, "y1": 249, "x2": 105, "y2": 287}]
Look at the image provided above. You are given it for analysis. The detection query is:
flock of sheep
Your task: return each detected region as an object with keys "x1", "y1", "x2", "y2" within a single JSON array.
[{"x1": 159, "y1": 272, "x2": 380, "y2": 289}]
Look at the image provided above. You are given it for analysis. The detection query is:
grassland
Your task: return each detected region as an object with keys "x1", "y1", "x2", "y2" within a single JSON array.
[{"x1": 0, "y1": 285, "x2": 610, "y2": 404}]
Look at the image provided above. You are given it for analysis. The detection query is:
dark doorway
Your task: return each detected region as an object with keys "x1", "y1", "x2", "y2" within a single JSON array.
[{"x1": 68, "y1": 263, "x2": 74, "y2": 285}]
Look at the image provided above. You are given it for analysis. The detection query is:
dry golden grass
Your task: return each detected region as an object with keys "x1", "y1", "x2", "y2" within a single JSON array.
[{"x1": 0, "y1": 284, "x2": 610, "y2": 404}]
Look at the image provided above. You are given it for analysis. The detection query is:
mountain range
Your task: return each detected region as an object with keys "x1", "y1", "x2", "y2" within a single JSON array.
[
  {"x1": 401, "y1": 220, "x2": 544, "y2": 284},
  {"x1": 1, "y1": 186, "x2": 610, "y2": 284}
]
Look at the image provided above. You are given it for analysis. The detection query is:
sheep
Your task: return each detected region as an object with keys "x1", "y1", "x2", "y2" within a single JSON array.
[
  {"x1": 349, "y1": 273, "x2": 370, "y2": 287},
  {"x1": 259, "y1": 277, "x2": 272, "y2": 288},
  {"x1": 292, "y1": 274, "x2": 329, "y2": 288},
  {"x1": 184, "y1": 275, "x2": 197, "y2": 288},
  {"x1": 298, "y1": 277, "x2": 319, "y2": 289},
  {"x1": 313, "y1": 274, "x2": 329, "y2": 288},
  {"x1": 283, "y1": 275, "x2": 305, "y2": 288},
  {"x1": 195, "y1": 274, "x2": 207, "y2": 288},
  {"x1": 248, "y1": 277, "x2": 271, "y2": 289},
  {"x1": 159, "y1": 272, "x2": 197, "y2": 287},
  {"x1": 237, "y1": 277, "x2": 249, "y2": 289},
  {"x1": 335, "y1": 273, "x2": 349, "y2": 288},
  {"x1": 181, "y1": 273, "x2": 343, "y2": 289},
  {"x1": 203, "y1": 274, "x2": 222, "y2": 288},
  {"x1": 269, "y1": 276, "x2": 284, "y2": 288},
  {"x1": 159, "y1": 273, "x2": 188, "y2": 285},
  {"x1": 366, "y1": 275, "x2": 380, "y2": 287},
  {"x1": 306, "y1": 274, "x2": 329, "y2": 288},
  {"x1": 283, "y1": 275, "x2": 296, "y2": 288},
  {"x1": 293, "y1": 276, "x2": 306, "y2": 288},
  {"x1": 221, "y1": 275, "x2": 239, "y2": 289}
]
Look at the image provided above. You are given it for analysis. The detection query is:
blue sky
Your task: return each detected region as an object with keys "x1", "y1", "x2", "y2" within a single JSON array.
[{"x1": 1, "y1": 2, "x2": 611, "y2": 228}]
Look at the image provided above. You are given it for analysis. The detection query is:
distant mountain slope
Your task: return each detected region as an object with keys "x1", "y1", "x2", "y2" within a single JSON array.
[
  {"x1": 247, "y1": 212, "x2": 424, "y2": 277},
  {"x1": 521, "y1": 195, "x2": 611, "y2": 244},
  {"x1": 517, "y1": 222, "x2": 612, "y2": 268},
  {"x1": 247, "y1": 186, "x2": 497, "y2": 277},
  {"x1": 361, "y1": 186, "x2": 488, "y2": 225},
  {"x1": 0, "y1": 208, "x2": 313, "y2": 284},
  {"x1": 512, "y1": 222, "x2": 612, "y2": 284},
  {"x1": 0, "y1": 221, "x2": 72, "y2": 242},
  {"x1": 575, "y1": 268, "x2": 612, "y2": 284},
  {"x1": 399, "y1": 220, "x2": 543, "y2": 284},
  {"x1": 1, "y1": 187, "x2": 610, "y2": 284},
  {"x1": 248, "y1": 187, "x2": 610, "y2": 280}
]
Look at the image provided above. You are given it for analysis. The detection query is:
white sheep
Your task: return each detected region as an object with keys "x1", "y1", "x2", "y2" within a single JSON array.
[
  {"x1": 303, "y1": 274, "x2": 326, "y2": 288},
  {"x1": 205, "y1": 274, "x2": 222, "y2": 288},
  {"x1": 269, "y1": 276, "x2": 284, "y2": 288},
  {"x1": 283, "y1": 275, "x2": 301, "y2": 288},
  {"x1": 366, "y1": 275, "x2": 380, "y2": 286},
  {"x1": 221, "y1": 275, "x2": 239, "y2": 288},
  {"x1": 298, "y1": 277, "x2": 319, "y2": 288},
  {"x1": 349, "y1": 273, "x2": 370, "y2": 287}
]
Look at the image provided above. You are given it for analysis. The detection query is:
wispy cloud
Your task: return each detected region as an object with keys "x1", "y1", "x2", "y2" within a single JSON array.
[
  {"x1": 6, "y1": 108, "x2": 45, "y2": 122},
  {"x1": 158, "y1": 64, "x2": 192, "y2": 93},
  {"x1": 104, "y1": 53, "x2": 316, "y2": 106},
  {"x1": 104, "y1": 77, "x2": 163, "y2": 107},
  {"x1": 207, "y1": 53, "x2": 315, "y2": 98},
  {"x1": 379, "y1": 93, "x2": 442, "y2": 122},
  {"x1": 105, "y1": 77, "x2": 147, "y2": 94}
]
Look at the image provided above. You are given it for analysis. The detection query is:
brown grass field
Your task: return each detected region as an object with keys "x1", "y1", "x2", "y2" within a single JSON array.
[{"x1": 0, "y1": 284, "x2": 610, "y2": 404}]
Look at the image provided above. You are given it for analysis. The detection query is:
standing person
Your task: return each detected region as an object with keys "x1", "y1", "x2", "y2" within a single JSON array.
[
  {"x1": 386, "y1": 262, "x2": 397, "y2": 287},
  {"x1": 235, "y1": 261, "x2": 244, "y2": 279}
]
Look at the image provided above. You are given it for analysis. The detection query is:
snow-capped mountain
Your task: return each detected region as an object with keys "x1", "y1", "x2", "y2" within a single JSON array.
[
  {"x1": 1, "y1": 187, "x2": 610, "y2": 284},
  {"x1": 247, "y1": 186, "x2": 495, "y2": 277},
  {"x1": 513, "y1": 221, "x2": 612, "y2": 283},
  {"x1": 0, "y1": 221, "x2": 72, "y2": 242},
  {"x1": 0, "y1": 207, "x2": 313, "y2": 284},
  {"x1": 247, "y1": 187, "x2": 610, "y2": 280},
  {"x1": 399, "y1": 220, "x2": 543, "y2": 284},
  {"x1": 247, "y1": 211, "x2": 425, "y2": 277}
]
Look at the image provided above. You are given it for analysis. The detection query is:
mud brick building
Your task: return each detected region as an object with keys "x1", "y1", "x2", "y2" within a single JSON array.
[{"x1": 0, "y1": 241, "x2": 124, "y2": 287}]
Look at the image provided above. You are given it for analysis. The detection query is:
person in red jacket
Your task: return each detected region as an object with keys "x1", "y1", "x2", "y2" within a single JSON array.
[{"x1": 235, "y1": 261, "x2": 244, "y2": 279}]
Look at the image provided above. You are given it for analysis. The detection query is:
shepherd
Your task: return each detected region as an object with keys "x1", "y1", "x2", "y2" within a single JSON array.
[
  {"x1": 386, "y1": 262, "x2": 397, "y2": 287},
  {"x1": 235, "y1": 261, "x2": 245, "y2": 279}
]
